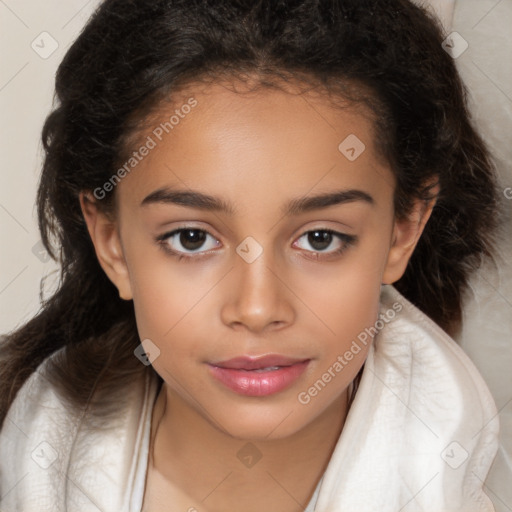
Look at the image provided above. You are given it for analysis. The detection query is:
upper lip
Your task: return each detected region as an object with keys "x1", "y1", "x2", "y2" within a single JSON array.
[{"x1": 210, "y1": 355, "x2": 309, "y2": 370}]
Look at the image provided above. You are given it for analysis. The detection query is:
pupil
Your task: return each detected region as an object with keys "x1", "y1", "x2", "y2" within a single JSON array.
[
  {"x1": 309, "y1": 231, "x2": 331, "y2": 251},
  {"x1": 180, "y1": 230, "x2": 206, "y2": 250}
]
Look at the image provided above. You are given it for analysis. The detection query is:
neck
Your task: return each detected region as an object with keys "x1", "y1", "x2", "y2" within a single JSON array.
[{"x1": 148, "y1": 384, "x2": 349, "y2": 511}]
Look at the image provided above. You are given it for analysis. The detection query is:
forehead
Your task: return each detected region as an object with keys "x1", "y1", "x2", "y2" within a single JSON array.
[{"x1": 115, "y1": 78, "x2": 394, "y2": 212}]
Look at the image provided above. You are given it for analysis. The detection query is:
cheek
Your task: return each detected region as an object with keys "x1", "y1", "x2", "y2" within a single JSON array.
[
  {"x1": 298, "y1": 268, "x2": 381, "y2": 375},
  {"x1": 294, "y1": 241, "x2": 388, "y2": 341},
  {"x1": 289, "y1": 239, "x2": 389, "y2": 404},
  {"x1": 126, "y1": 245, "x2": 224, "y2": 374},
  {"x1": 126, "y1": 253, "x2": 186, "y2": 336},
  {"x1": 294, "y1": 267, "x2": 382, "y2": 410}
]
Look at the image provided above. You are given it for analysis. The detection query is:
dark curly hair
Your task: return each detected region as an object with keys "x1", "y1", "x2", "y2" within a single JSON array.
[{"x1": 0, "y1": 0, "x2": 501, "y2": 429}]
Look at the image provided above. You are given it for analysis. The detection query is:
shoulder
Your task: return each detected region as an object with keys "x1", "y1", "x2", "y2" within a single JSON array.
[
  {"x1": 0, "y1": 351, "x2": 80, "y2": 508},
  {"x1": 376, "y1": 285, "x2": 499, "y2": 508},
  {"x1": 378, "y1": 284, "x2": 499, "y2": 428},
  {"x1": 0, "y1": 349, "x2": 160, "y2": 511},
  {"x1": 0, "y1": 350, "x2": 80, "y2": 455}
]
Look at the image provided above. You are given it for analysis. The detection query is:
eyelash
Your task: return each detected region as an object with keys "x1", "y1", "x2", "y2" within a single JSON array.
[{"x1": 155, "y1": 227, "x2": 357, "y2": 262}]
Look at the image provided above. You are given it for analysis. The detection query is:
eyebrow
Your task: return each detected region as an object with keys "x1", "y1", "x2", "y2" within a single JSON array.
[{"x1": 141, "y1": 186, "x2": 374, "y2": 216}]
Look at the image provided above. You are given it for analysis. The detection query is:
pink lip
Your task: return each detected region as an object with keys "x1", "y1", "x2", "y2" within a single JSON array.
[
  {"x1": 211, "y1": 355, "x2": 307, "y2": 370},
  {"x1": 208, "y1": 355, "x2": 310, "y2": 396}
]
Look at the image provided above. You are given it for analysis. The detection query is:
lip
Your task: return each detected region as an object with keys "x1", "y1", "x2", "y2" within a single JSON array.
[
  {"x1": 208, "y1": 355, "x2": 310, "y2": 397},
  {"x1": 211, "y1": 355, "x2": 307, "y2": 370}
]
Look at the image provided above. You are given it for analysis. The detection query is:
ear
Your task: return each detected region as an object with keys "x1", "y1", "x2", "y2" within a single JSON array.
[
  {"x1": 382, "y1": 182, "x2": 440, "y2": 284},
  {"x1": 79, "y1": 192, "x2": 133, "y2": 300}
]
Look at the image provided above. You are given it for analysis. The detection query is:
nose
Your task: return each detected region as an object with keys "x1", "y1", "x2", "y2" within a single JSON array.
[{"x1": 220, "y1": 248, "x2": 295, "y2": 334}]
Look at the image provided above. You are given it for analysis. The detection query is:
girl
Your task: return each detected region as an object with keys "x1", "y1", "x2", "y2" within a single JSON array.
[{"x1": 0, "y1": 0, "x2": 504, "y2": 510}]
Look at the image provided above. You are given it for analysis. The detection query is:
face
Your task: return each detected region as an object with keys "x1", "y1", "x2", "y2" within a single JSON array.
[{"x1": 81, "y1": 79, "x2": 433, "y2": 440}]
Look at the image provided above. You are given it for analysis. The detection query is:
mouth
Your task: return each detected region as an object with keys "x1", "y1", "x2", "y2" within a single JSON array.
[{"x1": 208, "y1": 355, "x2": 311, "y2": 397}]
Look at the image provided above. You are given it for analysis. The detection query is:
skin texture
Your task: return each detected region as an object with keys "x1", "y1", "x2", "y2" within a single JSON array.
[{"x1": 80, "y1": 79, "x2": 437, "y2": 512}]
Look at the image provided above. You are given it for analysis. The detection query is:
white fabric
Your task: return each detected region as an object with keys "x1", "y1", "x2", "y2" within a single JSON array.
[
  {"x1": 314, "y1": 285, "x2": 499, "y2": 511},
  {"x1": 0, "y1": 285, "x2": 500, "y2": 511}
]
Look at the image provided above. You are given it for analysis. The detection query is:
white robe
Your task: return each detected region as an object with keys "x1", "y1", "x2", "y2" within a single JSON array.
[{"x1": 0, "y1": 285, "x2": 499, "y2": 511}]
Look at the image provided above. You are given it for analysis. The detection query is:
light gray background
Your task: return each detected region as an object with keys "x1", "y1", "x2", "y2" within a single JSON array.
[{"x1": 0, "y1": 0, "x2": 511, "y2": 510}]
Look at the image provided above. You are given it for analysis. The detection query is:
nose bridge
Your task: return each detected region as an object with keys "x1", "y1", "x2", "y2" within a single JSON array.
[{"x1": 221, "y1": 237, "x2": 294, "y2": 332}]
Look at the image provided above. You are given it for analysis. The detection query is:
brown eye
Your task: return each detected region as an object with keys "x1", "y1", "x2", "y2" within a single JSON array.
[
  {"x1": 178, "y1": 229, "x2": 207, "y2": 251},
  {"x1": 293, "y1": 229, "x2": 357, "y2": 260},
  {"x1": 157, "y1": 228, "x2": 220, "y2": 258},
  {"x1": 307, "y1": 230, "x2": 334, "y2": 251}
]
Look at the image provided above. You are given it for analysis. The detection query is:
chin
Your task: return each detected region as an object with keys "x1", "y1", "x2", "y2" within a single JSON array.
[{"x1": 208, "y1": 401, "x2": 312, "y2": 441}]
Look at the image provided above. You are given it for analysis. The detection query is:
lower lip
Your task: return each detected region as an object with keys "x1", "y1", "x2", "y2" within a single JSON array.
[{"x1": 208, "y1": 360, "x2": 310, "y2": 397}]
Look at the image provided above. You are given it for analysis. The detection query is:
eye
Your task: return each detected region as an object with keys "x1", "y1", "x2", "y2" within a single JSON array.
[
  {"x1": 293, "y1": 229, "x2": 356, "y2": 259},
  {"x1": 156, "y1": 228, "x2": 220, "y2": 259},
  {"x1": 155, "y1": 227, "x2": 356, "y2": 262}
]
